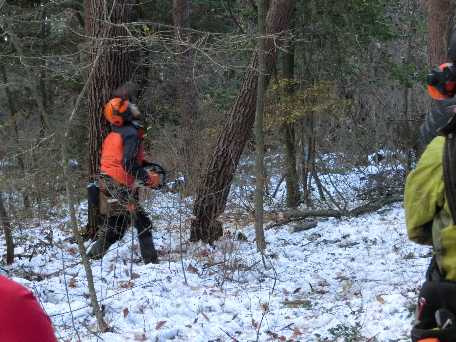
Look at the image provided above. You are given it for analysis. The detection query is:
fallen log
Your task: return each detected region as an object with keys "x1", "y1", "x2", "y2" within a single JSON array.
[{"x1": 267, "y1": 194, "x2": 403, "y2": 229}]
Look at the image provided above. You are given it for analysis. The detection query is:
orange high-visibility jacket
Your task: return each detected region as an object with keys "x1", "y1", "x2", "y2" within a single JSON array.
[{"x1": 100, "y1": 124, "x2": 147, "y2": 187}]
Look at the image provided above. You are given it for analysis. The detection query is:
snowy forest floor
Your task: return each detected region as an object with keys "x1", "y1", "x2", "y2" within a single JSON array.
[{"x1": 0, "y1": 192, "x2": 428, "y2": 342}]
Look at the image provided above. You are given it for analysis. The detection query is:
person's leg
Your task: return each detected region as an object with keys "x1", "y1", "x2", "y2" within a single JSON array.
[
  {"x1": 87, "y1": 215, "x2": 130, "y2": 259},
  {"x1": 134, "y1": 209, "x2": 158, "y2": 264},
  {"x1": 411, "y1": 281, "x2": 456, "y2": 342}
]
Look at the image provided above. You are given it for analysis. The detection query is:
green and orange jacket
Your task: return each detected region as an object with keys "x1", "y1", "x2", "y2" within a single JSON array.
[{"x1": 404, "y1": 136, "x2": 456, "y2": 280}]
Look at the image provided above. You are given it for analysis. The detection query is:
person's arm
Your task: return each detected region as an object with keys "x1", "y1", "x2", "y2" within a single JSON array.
[
  {"x1": 420, "y1": 97, "x2": 456, "y2": 148},
  {"x1": 122, "y1": 131, "x2": 149, "y2": 183},
  {"x1": 404, "y1": 137, "x2": 446, "y2": 245}
]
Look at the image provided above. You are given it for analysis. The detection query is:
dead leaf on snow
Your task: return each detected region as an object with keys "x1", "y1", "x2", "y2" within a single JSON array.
[
  {"x1": 156, "y1": 320, "x2": 167, "y2": 330},
  {"x1": 67, "y1": 247, "x2": 78, "y2": 255},
  {"x1": 134, "y1": 333, "x2": 147, "y2": 341},
  {"x1": 123, "y1": 307, "x2": 129, "y2": 318},
  {"x1": 68, "y1": 278, "x2": 77, "y2": 288},
  {"x1": 266, "y1": 330, "x2": 279, "y2": 339},
  {"x1": 187, "y1": 264, "x2": 199, "y2": 274},
  {"x1": 292, "y1": 327, "x2": 302, "y2": 337},
  {"x1": 119, "y1": 280, "x2": 134, "y2": 289}
]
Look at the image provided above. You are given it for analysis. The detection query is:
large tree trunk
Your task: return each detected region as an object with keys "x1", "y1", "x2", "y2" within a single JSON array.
[
  {"x1": 190, "y1": 0, "x2": 296, "y2": 243},
  {"x1": 426, "y1": 0, "x2": 455, "y2": 66},
  {"x1": 86, "y1": 0, "x2": 136, "y2": 176},
  {"x1": 173, "y1": 0, "x2": 200, "y2": 194},
  {"x1": 85, "y1": 0, "x2": 136, "y2": 237}
]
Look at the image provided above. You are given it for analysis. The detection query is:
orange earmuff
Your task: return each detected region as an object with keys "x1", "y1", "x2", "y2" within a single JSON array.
[{"x1": 104, "y1": 98, "x2": 129, "y2": 126}]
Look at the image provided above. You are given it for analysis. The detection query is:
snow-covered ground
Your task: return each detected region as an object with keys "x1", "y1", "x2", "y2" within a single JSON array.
[{"x1": 0, "y1": 190, "x2": 429, "y2": 341}]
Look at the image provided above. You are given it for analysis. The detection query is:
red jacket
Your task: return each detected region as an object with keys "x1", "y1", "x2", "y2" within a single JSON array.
[
  {"x1": 100, "y1": 123, "x2": 147, "y2": 187},
  {"x1": 0, "y1": 276, "x2": 57, "y2": 342}
]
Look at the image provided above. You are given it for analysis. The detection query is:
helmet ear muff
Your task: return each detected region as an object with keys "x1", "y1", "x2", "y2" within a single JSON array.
[{"x1": 104, "y1": 98, "x2": 129, "y2": 126}]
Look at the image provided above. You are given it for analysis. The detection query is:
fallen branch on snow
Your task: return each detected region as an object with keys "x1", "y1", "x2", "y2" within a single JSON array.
[{"x1": 266, "y1": 194, "x2": 403, "y2": 229}]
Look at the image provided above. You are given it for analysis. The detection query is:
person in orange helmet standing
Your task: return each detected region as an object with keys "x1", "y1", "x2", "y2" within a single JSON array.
[{"x1": 87, "y1": 82, "x2": 163, "y2": 264}]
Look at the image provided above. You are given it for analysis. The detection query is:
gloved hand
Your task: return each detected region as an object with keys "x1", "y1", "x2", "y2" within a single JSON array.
[
  {"x1": 146, "y1": 170, "x2": 161, "y2": 189},
  {"x1": 143, "y1": 163, "x2": 166, "y2": 189}
]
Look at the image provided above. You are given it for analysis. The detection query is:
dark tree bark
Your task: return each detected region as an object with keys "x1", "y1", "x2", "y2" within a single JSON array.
[
  {"x1": 190, "y1": 0, "x2": 296, "y2": 243},
  {"x1": 0, "y1": 62, "x2": 30, "y2": 210},
  {"x1": 86, "y1": 0, "x2": 137, "y2": 177},
  {"x1": 173, "y1": 0, "x2": 200, "y2": 194},
  {"x1": 254, "y1": 0, "x2": 267, "y2": 251},
  {"x1": 281, "y1": 39, "x2": 299, "y2": 209},
  {"x1": 426, "y1": 0, "x2": 455, "y2": 66},
  {"x1": 0, "y1": 194, "x2": 14, "y2": 265},
  {"x1": 85, "y1": 0, "x2": 136, "y2": 236}
]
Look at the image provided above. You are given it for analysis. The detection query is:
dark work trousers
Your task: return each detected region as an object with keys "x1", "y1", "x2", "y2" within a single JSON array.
[{"x1": 87, "y1": 175, "x2": 158, "y2": 264}]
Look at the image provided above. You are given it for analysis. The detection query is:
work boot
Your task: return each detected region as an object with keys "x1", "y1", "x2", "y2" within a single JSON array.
[
  {"x1": 135, "y1": 210, "x2": 159, "y2": 264},
  {"x1": 138, "y1": 235, "x2": 159, "y2": 264}
]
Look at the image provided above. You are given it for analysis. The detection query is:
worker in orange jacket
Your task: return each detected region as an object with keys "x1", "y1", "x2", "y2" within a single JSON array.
[{"x1": 87, "y1": 82, "x2": 162, "y2": 264}]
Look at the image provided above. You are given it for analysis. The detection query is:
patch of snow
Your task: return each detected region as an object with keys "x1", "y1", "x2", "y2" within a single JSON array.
[{"x1": 0, "y1": 198, "x2": 427, "y2": 341}]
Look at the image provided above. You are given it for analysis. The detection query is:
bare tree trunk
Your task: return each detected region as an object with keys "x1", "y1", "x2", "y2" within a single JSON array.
[
  {"x1": 300, "y1": 118, "x2": 314, "y2": 207},
  {"x1": 190, "y1": 0, "x2": 295, "y2": 243},
  {"x1": 0, "y1": 193, "x2": 14, "y2": 265},
  {"x1": 281, "y1": 39, "x2": 299, "y2": 209},
  {"x1": 85, "y1": 0, "x2": 136, "y2": 238},
  {"x1": 426, "y1": 0, "x2": 455, "y2": 66},
  {"x1": 62, "y1": 49, "x2": 108, "y2": 332},
  {"x1": 173, "y1": 0, "x2": 200, "y2": 194},
  {"x1": 63, "y1": 148, "x2": 109, "y2": 332},
  {"x1": 0, "y1": 62, "x2": 30, "y2": 210},
  {"x1": 255, "y1": 0, "x2": 267, "y2": 251}
]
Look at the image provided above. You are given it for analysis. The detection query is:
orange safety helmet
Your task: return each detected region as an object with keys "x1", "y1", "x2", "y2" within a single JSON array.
[
  {"x1": 104, "y1": 98, "x2": 129, "y2": 126},
  {"x1": 428, "y1": 63, "x2": 456, "y2": 100}
]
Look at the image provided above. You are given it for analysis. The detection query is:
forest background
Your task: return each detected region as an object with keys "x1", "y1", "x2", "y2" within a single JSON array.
[
  {"x1": 0, "y1": 0, "x2": 451, "y2": 340},
  {"x1": 0, "y1": 0, "x2": 436, "y2": 236}
]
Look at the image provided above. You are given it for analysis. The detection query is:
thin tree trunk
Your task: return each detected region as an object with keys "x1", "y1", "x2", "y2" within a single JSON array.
[
  {"x1": 190, "y1": 0, "x2": 295, "y2": 243},
  {"x1": 281, "y1": 39, "x2": 299, "y2": 208},
  {"x1": 0, "y1": 193, "x2": 14, "y2": 265},
  {"x1": 173, "y1": 0, "x2": 200, "y2": 194},
  {"x1": 308, "y1": 113, "x2": 322, "y2": 202},
  {"x1": 62, "y1": 49, "x2": 108, "y2": 332},
  {"x1": 426, "y1": 0, "x2": 455, "y2": 66},
  {"x1": 39, "y1": 7, "x2": 50, "y2": 136},
  {"x1": 255, "y1": 0, "x2": 267, "y2": 252}
]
